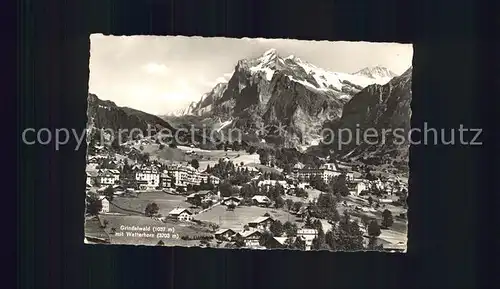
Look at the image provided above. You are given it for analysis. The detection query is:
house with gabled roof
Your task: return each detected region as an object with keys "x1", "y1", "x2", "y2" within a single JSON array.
[
  {"x1": 251, "y1": 195, "x2": 271, "y2": 207},
  {"x1": 168, "y1": 208, "x2": 193, "y2": 221},
  {"x1": 222, "y1": 196, "x2": 242, "y2": 207},
  {"x1": 234, "y1": 229, "x2": 262, "y2": 248},
  {"x1": 297, "y1": 228, "x2": 318, "y2": 251},
  {"x1": 265, "y1": 236, "x2": 291, "y2": 249},
  {"x1": 248, "y1": 216, "x2": 274, "y2": 231},
  {"x1": 214, "y1": 228, "x2": 236, "y2": 241}
]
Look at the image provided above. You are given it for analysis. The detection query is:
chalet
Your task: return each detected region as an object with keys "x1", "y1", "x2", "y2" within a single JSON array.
[
  {"x1": 186, "y1": 191, "x2": 213, "y2": 203},
  {"x1": 214, "y1": 228, "x2": 236, "y2": 241},
  {"x1": 235, "y1": 230, "x2": 262, "y2": 248},
  {"x1": 84, "y1": 216, "x2": 110, "y2": 244},
  {"x1": 251, "y1": 195, "x2": 271, "y2": 207},
  {"x1": 222, "y1": 196, "x2": 242, "y2": 207},
  {"x1": 97, "y1": 169, "x2": 120, "y2": 185},
  {"x1": 348, "y1": 180, "x2": 368, "y2": 196},
  {"x1": 99, "y1": 196, "x2": 110, "y2": 213},
  {"x1": 297, "y1": 228, "x2": 318, "y2": 251},
  {"x1": 248, "y1": 216, "x2": 274, "y2": 231},
  {"x1": 168, "y1": 208, "x2": 193, "y2": 221},
  {"x1": 265, "y1": 236, "x2": 290, "y2": 249}
]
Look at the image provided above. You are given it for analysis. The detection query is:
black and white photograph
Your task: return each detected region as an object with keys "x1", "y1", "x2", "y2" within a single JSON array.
[{"x1": 84, "y1": 35, "x2": 412, "y2": 252}]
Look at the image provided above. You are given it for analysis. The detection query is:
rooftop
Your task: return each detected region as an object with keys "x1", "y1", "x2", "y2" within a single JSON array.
[
  {"x1": 237, "y1": 229, "x2": 261, "y2": 238},
  {"x1": 249, "y1": 216, "x2": 273, "y2": 224},
  {"x1": 168, "y1": 208, "x2": 192, "y2": 215}
]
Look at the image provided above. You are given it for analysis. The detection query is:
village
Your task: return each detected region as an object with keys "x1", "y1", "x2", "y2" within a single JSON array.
[{"x1": 85, "y1": 135, "x2": 408, "y2": 252}]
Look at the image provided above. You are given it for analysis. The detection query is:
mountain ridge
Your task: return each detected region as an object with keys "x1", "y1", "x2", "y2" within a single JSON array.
[
  {"x1": 182, "y1": 49, "x2": 399, "y2": 146},
  {"x1": 320, "y1": 66, "x2": 412, "y2": 170}
]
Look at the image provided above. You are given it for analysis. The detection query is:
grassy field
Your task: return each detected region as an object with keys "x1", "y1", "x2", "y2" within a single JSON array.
[
  {"x1": 194, "y1": 204, "x2": 298, "y2": 231},
  {"x1": 194, "y1": 150, "x2": 259, "y2": 171},
  {"x1": 110, "y1": 191, "x2": 198, "y2": 216},
  {"x1": 131, "y1": 144, "x2": 189, "y2": 163},
  {"x1": 97, "y1": 214, "x2": 212, "y2": 246}
]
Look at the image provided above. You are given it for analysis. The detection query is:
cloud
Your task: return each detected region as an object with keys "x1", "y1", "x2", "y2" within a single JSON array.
[{"x1": 143, "y1": 63, "x2": 170, "y2": 75}]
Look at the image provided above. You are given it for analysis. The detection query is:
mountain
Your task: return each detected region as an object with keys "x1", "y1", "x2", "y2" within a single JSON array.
[
  {"x1": 353, "y1": 66, "x2": 398, "y2": 82},
  {"x1": 167, "y1": 101, "x2": 198, "y2": 117},
  {"x1": 322, "y1": 67, "x2": 412, "y2": 170},
  {"x1": 87, "y1": 93, "x2": 178, "y2": 142},
  {"x1": 188, "y1": 49, "x2": 394, "y2": 146}
]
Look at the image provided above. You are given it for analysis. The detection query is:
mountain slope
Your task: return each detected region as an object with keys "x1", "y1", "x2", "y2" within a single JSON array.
[
  {"x1": 85, "y1": 93, "x2": 206, "y2": 149},
  {"x1": 322, "y1": 67, "x2": 412, "y2": 169},
  {"x1": 353, "y1": 66, "x2": 398, "y2": 81},
  {"x1": 188, "y1": 49, "x2": 395, "y2": 146},
  {"x1": 87, "y1": 93, "x2": 177, "y2": 135}
]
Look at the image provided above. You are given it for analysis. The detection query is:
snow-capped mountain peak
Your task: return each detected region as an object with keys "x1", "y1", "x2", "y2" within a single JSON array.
[
  {"x1": 262, "y1": 48, "x2": 278, "y2": 58},
  {"x1": 354, "y1": 66, "x2": 398, "y2": 80},
  {"x1": 188, "y1": 49, "x2": 400, "y2": 123}
]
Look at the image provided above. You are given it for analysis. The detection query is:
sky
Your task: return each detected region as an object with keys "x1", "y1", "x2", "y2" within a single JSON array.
[{"x1": 89, "y1": 34, "x2": 413, "y2": 115}]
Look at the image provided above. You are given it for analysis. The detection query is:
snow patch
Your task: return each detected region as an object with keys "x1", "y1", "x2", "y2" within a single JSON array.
[{"x1": 250, "y1": 66, "x2": 275, "y2": 81}]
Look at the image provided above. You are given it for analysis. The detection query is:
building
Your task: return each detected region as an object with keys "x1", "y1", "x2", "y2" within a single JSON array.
[
  {"x1": 134, "y1": 166, "x2": 160, "y2": 188},
  {"x1": 167, "y1": 165, "x2": 200, "y2": 187},
  {"x1": 214, "y1": 228, "x2": 236, "y2": 241},
  {"x1": 266, "y1": 236, "x2": 289, "y2": 249},
  {"x1": 96, "y1": 169, "x2": 120, "y2": 186},
  {"x1": 186, "y1": 191, "x2": 213, "y2": 203},
  {"x1": 251, "y1": 195, "x2": 272, "y2": 207},
  {"x1": 160, "y1": 171, "x2": 172, "y2": 188},
  {"x1": 222, "y1": 196, "x2": 242, "y2": 207},
  {"x1": 349, "y1": 180, "x2": 368, "y2": 196},
  {"x1": 320, "y1": 163, "x2": 337, "y2": 171},
  {"x1": 99, "y1": 196, "x2": 110, "y2": 213},
  {"x1": 297, "y1": 228, "x2": 318, "y2": 251},
  {"x1": 294, "y1": 166, "x2": 342, "y2": 184},
  {"x1": 199, "y1": 173, "x2": 210, "y2": 184},
  {"x1": 168, "y1": 208, "x2": 193, "y2": 221},
  {"x1": 199, "y1": 173, "x2": 220, "y2": 186},
  {"x1": 257, "y1": 180, "x2": 287, "y2": 188},
  {"x1": 209, "y1": 175, "x2": 220, "y2": 185},
  {"x1": 235, "y1": 230, "x2": 262, "y2": 248},
  {"x1": 248, "y1": 216, "x2": 274, "y2": 231}
]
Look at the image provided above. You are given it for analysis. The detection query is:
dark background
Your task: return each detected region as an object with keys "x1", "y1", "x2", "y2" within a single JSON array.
[{"x1": 17, "y1": 0, "x2": 494, "y2": 288}]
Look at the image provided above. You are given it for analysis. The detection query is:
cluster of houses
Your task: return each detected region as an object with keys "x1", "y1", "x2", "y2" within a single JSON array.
[
  {"x1": 213, "y1": 216, "x2": 318, "y2": 250},
  {"x1": 347, "y1": 177, "x2": 408, "y2": 197},
  {"x1": 86, "y1": 155, "x2": 221, "y2": 192},
  {"x1": 289, "y1": 161, "x2": 408, "y2": 197}
]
